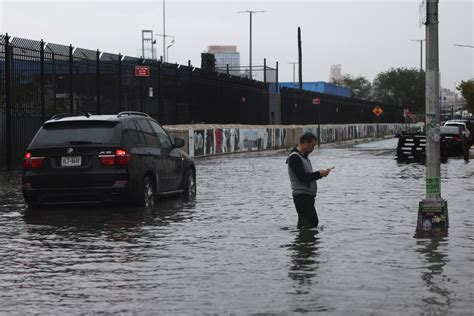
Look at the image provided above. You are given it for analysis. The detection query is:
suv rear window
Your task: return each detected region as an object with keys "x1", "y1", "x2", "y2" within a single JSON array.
[
  {"x1": 440, "y1": 126, "x2": 461, "y2": 134},
  {"x1": 31, "y1": 121, "x2": 117, "y2": 147}
]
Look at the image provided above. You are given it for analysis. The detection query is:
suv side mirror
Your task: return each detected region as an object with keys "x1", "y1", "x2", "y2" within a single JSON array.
[{"x1": 174, "y1": 137, "x2": 185, "y2": 148}]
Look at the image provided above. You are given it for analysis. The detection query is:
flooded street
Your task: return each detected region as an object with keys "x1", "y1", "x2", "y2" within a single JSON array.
[{"x1": 1, "y1": 138, "x2": 473, "y2": 315}]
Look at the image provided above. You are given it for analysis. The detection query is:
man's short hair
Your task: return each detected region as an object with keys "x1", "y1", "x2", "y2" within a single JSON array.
[{"x1": 300, "y1": 132, "x2": 318, "y2": 144}]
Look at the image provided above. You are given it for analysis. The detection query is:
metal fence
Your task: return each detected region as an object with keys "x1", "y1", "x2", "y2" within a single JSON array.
[
  {"x1": 215, "y1": 60, "x2": 278, "y2": 84},
  {"x1": 0, "y1": 34, "x2": 271, "y2": 169},
  {"x1": 280, "y1": 87, "x2": 402, "y2": 125},
  {"x1": 1, "y1": 34, "x2": 403, "y2": 170}
]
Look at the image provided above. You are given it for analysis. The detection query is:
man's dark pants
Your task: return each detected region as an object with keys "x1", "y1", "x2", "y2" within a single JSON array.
[{"x1": 293, "y1": 194, "x2": 319, "y2": 229}]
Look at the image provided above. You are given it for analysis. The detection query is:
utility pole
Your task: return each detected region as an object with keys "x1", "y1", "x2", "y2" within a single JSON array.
[
  {"x1": 417, "y1": 0, "x2": 448, "y2": 233},
  {"x1": 288, "y1": 62, "x2": 298, "y2": 86},
  {"x1": 237, "y1": 10, "x2": 265, "y2": 79},
  {"x1": 297, "y1": 27, "x2": 303, "y2": 90},
  {"x1": 453, "y1": 82, "x2": 456, "y2": 118},
  {"x1": 163, "y1": 0, "x2": 166, "y2": 61},
  {"x1": 411, "y1": 39, "x2": 425, "y2": 72}
]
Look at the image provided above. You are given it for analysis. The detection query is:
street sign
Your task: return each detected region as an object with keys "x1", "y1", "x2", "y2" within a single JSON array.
[
  {"x1": 135, "y1": 65, "x2": 150, "y2": 77},
  {"x1": 372, "y1": 105, "x2": 383, "y2": 117},
  {"x1": 312, "y1": 98, "x2": 320, "y2": 105},
  {"x1": 403, "y1": 109, "x2": 412, "y2": 118}
]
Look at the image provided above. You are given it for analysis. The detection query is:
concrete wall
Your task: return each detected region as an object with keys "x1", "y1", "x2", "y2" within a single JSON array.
[{"x1": 164, "y1": 123, "x2": 408, "y2": 158}]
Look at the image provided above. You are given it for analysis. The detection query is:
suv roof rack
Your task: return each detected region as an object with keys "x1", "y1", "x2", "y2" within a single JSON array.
[
  {"x1": 117, "y1": 111, "x2": 150, "y2": 118},
  {"x1": 50, "y1": 112, "x2": 92, "y2": 120}
]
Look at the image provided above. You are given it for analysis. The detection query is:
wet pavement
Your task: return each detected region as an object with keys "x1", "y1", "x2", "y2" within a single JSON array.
[{"x1": 0, "y1": 138, "x2": 473, "y2": 314}]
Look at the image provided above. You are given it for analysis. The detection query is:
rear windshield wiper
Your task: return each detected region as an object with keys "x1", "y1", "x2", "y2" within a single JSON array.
[{"x1": 69, "y1": 141, "x2": 103, "y2": 145}]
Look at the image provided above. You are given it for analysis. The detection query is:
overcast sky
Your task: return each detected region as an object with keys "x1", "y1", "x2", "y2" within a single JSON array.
[{"x1": 1, "y1": 0, "x2": 473, "y2": 90}]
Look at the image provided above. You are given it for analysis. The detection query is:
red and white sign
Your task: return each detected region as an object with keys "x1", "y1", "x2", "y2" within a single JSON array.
[
  {"x1": 312, "y1": 98, "x2": 321, "y2": 105},
  {"x1": 403, "y1": 109, "x2": 412, "y2": 118},
  {"x1": 135, "y1": 65, "x2": 150, "y2": 77}
]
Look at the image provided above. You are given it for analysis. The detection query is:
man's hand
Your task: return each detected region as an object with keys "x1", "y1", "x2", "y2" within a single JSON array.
[{"x1": 319, "y1": 169, "x2": 331, "y2": 177}]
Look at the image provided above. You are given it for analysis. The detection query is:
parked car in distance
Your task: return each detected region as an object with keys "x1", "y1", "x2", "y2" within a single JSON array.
[
  {"x1": 440, "y1": 125, "x2": 465, "y2": 156},
  {"x1": 443, "y1": 120, "x2": 472, "y2": 145},
  {"x1": 22, "y1": 111, "x2": 196, "y2": 207}
]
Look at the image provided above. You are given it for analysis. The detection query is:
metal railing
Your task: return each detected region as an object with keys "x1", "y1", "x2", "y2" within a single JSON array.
[
  {"x1": 0, "y1": 34, "x2": 272, "y2": 170},
  {"x1": 0, "y1": 34, "x2": 403, "y2": 170}
]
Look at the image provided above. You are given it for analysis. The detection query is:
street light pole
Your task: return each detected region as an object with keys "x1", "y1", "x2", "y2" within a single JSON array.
[
  {"x1": 166, "y1": 37, "x2": 175, "y2": 62},
  {"x1": 237, "y1": 10, "x2": 265, "y2": 79},
  {"x1": 163, "y1": 0, "x2": 166, "y2": 61},
  {"x1": 411, "y1": 39, "x2": 425, "y2": 72},
  {"x1": 155, "y1": 34, "x2": 175, "y2": 61}
]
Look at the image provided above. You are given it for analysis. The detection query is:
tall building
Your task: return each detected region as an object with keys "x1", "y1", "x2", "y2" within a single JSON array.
[
  {"x1": 329, "y1": 64, "x2": 342, "y2": 82},
  {"x1": 207, "y1": 45, "x2": 240, "y2": 76}
]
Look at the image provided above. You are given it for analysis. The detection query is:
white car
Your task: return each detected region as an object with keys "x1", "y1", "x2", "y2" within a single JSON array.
[{"x1": 443, "y1": 120, "x2": 471, "y2": 142}]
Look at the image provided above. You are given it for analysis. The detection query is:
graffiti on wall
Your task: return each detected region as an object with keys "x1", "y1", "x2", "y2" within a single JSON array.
[
  {"x1": 205, "y1": 129, "x2": 214, "y2": 155},
  {"x1": 190, "y1": 129, "x2": 205, "y2": 157},
  {"x1": 189, "y1": 127, "x2": 286, "y2": 157},
  {"x1": 187, "y1": 124, "x2": 402, "y2": 157}
]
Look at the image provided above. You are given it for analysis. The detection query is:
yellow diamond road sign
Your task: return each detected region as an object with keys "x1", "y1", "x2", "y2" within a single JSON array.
[{"x1": 372, "y1": 105, "x2": 383, "y2": 117}]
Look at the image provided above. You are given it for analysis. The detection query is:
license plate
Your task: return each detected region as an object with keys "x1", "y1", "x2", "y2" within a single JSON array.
[{"x1": 61, "y1": 156, "x2": 82, "y2": 167}]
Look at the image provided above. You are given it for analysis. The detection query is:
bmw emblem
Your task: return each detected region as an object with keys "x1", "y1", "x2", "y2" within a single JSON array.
[{"x1": 67, "y1": 148, "x2": 74, "y2": 155}]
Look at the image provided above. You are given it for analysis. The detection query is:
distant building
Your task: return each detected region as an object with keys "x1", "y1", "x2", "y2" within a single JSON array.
[
  {"x1": 207, "y1": 45, "x2": 240, "y2": 76},
  {"x1": 440, "y1": 87, "x2": 461, "y2": 110},
  {"x1": 329, "y1": 64, "x2": 342, "y2": 82}
]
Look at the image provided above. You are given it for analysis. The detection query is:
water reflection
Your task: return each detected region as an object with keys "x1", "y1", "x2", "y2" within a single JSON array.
[
  {"x1": 415, "y1": 233, "x2": 451, "y2": 313},
  {"x1": 22, "y1": 196, "x2": 197, "y2": 242},
  {"x1": 287, "y1": 229, "x2": 320, "y2": 292}
]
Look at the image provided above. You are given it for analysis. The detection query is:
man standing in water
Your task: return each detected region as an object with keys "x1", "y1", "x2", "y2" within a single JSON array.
[{"x1": 287, "y1": 132, "x2": 331, "y2": 229}]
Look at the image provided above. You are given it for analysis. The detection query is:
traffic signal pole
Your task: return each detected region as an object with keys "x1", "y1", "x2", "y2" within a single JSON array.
[{"x1": 417, "y1": 0, "x2": 448, "y2": 233}]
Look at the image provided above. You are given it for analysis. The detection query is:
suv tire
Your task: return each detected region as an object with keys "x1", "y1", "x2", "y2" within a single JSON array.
[
  {"x1": 183, "y1": 169, "x2": 196, "y2": 196},
  {"x1": 138, "y1": 176, "x2": 156, "y2": 207}
]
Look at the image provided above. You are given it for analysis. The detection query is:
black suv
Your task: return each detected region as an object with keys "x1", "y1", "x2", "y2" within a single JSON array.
[{"x1": 22, "y1": 111, "x2": 196, "y2": 207}]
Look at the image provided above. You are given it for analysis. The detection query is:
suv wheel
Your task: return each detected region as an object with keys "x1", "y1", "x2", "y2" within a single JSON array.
[
  {"x1": 183, "y1": 169, "x2": 196, "y2": 196},
  {"x1": 140, "y1": 176, "x2": 155, "y2": 207}
]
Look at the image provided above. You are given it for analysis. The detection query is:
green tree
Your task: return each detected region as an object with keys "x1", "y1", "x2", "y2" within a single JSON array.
[
  {"x1": 331, "y1": 74, "x2": 372, "y2": 100},
  {"x1": 372, "y1": 67, "x2": 425, "y2": 114},
  {"x1": 457, "y1": 80, "x2": 474, "y2": 114}
]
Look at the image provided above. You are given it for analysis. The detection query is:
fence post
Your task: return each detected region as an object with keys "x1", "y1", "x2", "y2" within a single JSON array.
[
  {"x1": 96, "y1": 49, "x2": 100, "y2": 114},
  {"x1": 118, "y1": 53, "x2": 122, "y2": 112},
  {"x1": 158, "y1": 60, "x2": 161, "y2": 120},
  {"x1": 189, "y1": 60, "x2": 193, "y2": 123},
  {"x1": 140, "y1": 59, "x2": 144, "y2": 113},
  {"x1": 40, "y1": 39, "x2": 45, "y2": 123},
  {"x1": 69, "y1": 44, "x2": 74, "y2": 113},
  {"x1": 276, "y1": 61, "x2": 279, "y2": 91},
  {"x1": 175, "y1": 63, "x2": 178, "y2": 124},
  {"x1": 263, "y1": 58, "x2": 266, "y2": 83},
  {"x1": 5, "y1": 34, "x2": 13, "y2": 171}
]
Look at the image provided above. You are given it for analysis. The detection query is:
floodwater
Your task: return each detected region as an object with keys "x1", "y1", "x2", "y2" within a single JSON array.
[{"x1": 0, "y1": 138, "x2": 473, "y2": 315}]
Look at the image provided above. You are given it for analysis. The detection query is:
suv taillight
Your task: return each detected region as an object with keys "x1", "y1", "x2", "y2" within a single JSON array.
[
  {"x1": 23, "y1": 152, "x2": 45, "y2": 170},
  {"x1": 99, "y1": 149, "x2": 131, "y2": 166},
  {"x1": 453, "y1": 135, "x2": 462, "y2": 142}
]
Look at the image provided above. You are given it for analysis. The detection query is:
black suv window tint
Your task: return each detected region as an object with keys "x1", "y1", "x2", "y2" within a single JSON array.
[
  {"x1": 149, "y1": 120, "x2": 172, "y2": 149},
  {"x1": 32, "y1": 121, "x2": 116, "y2": 147},
  {"x1": 123, "y1": 120, "x2": 143, "y2": 147},
  {"x1": 136, "y1": 119, "x2": 159, "y2": 146}
]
